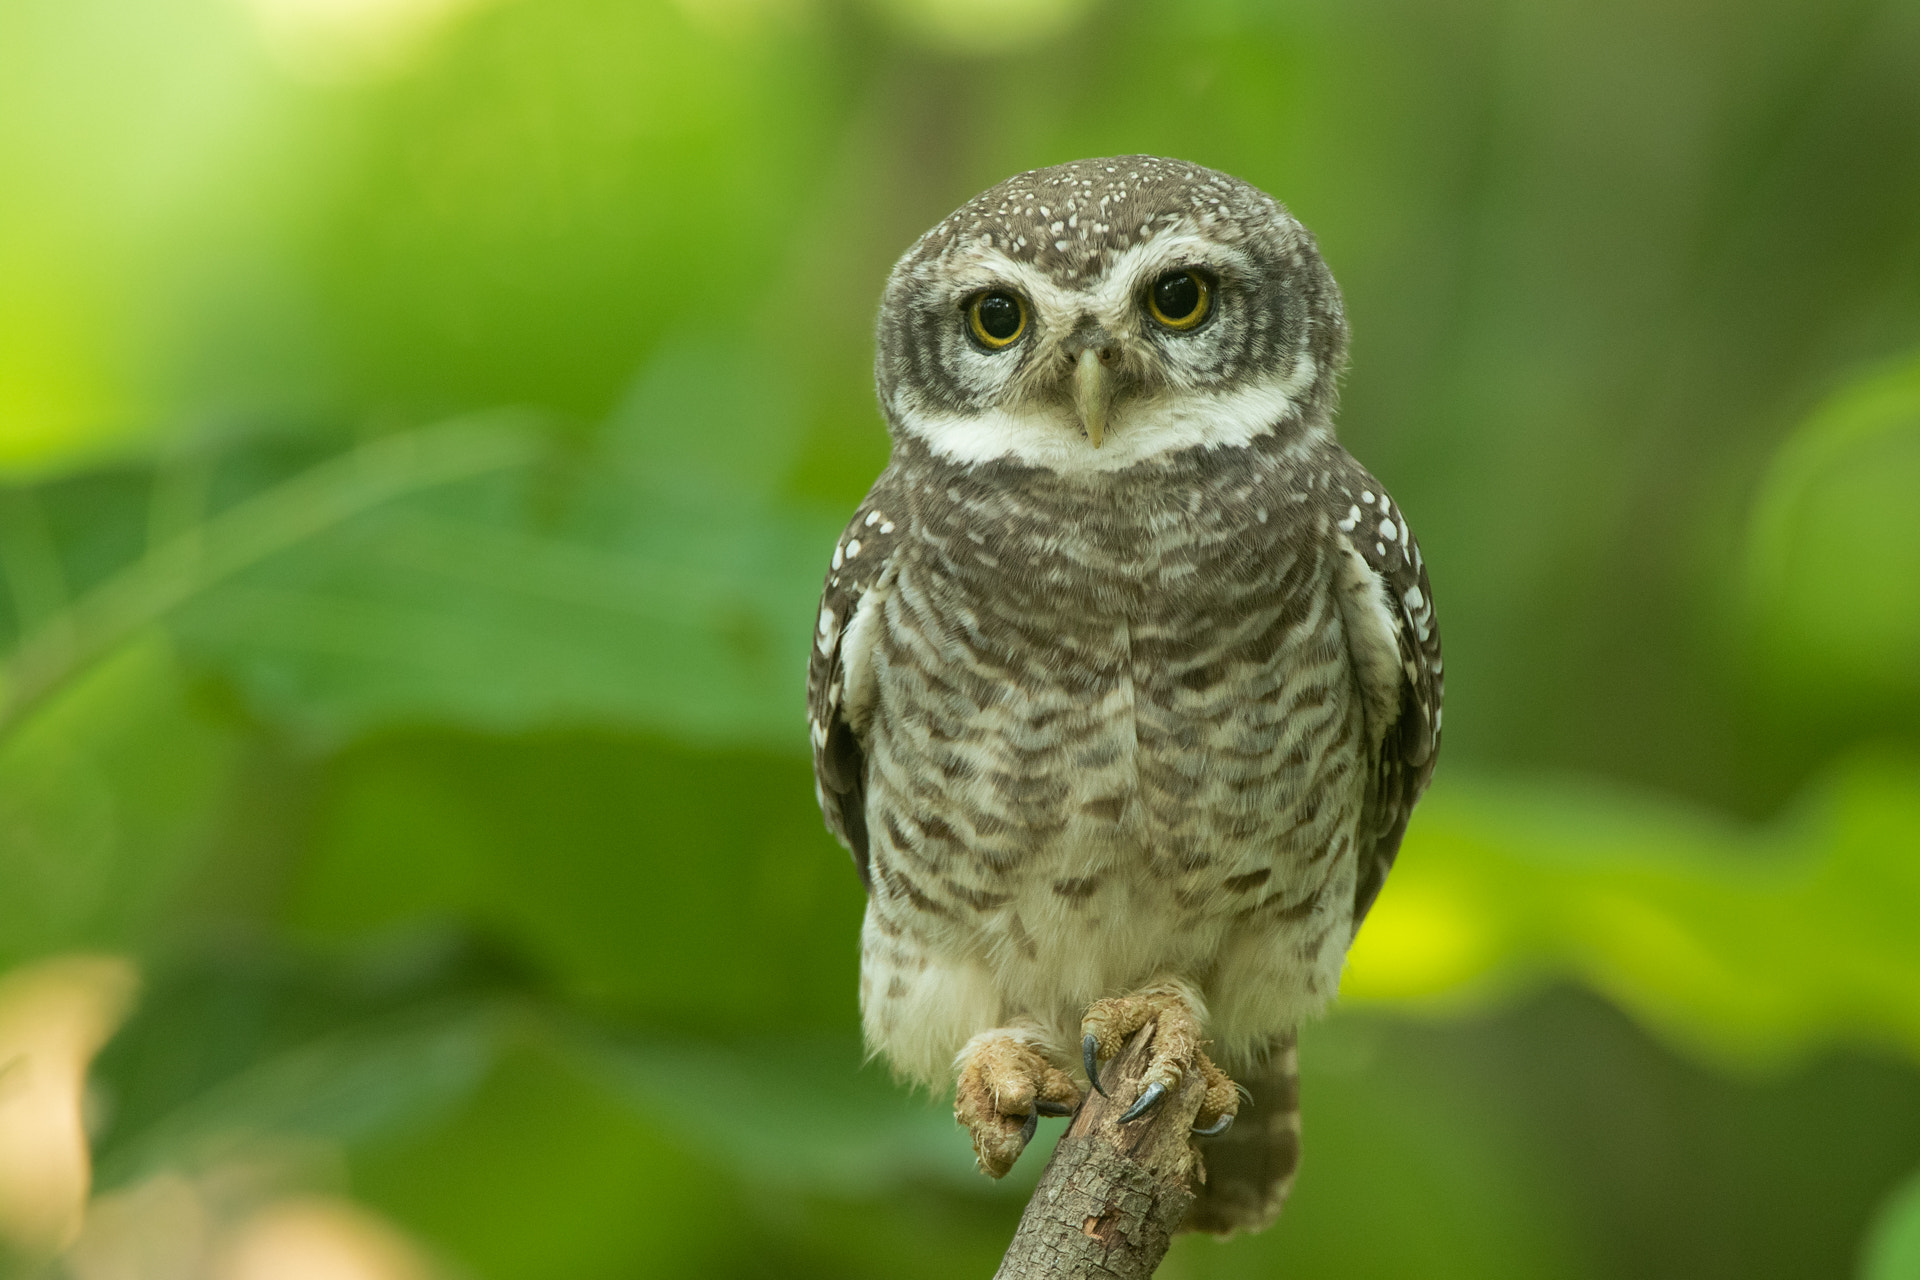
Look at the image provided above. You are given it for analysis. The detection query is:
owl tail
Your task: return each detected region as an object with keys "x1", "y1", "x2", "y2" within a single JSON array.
[{"x1": 1182, "y1": 1031, "x2": 1301, "y2": 1236}]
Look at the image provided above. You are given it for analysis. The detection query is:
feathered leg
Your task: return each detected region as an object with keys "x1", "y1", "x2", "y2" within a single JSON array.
[{"x1": 953, "y1": 1029, "x2": 1081, "y2": 1177}]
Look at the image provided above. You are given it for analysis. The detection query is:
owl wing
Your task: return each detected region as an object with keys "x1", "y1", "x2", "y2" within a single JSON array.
[
  {"x1": 1321, "y1": 455, "x2": 1444, "y2": 931},
  {"x1": 807, "y1": 473, "x2": 908, "y2": 890}
]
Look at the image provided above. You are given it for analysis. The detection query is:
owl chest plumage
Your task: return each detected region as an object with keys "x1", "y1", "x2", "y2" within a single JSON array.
[{"x1": 853, "y1": 436, "x2": 1368, "y2": 1024}]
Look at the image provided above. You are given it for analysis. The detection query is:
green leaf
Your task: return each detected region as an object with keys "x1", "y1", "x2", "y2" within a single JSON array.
[
  {"x1": 346, "y1": 1031, "x2": 752, "y2": 1280},
  {"x1": 0, "y1": 637, "x2": 241, "y2": 968},
  {"x1": 96, "y1": 999, "x2": 511, "y2": 1187},
  {"x1": 1745, "y1": 350, "x2": 1920, "y2": 706},
  {"x1": 1348, "y1": 754, "x2": 1920, "y2": 1073},
  {"x1": 1863, "y1": 1169, "x2": 1920, "y2": 1280},
  {"x1": 568, "y1": 1029, "x2": 996, "y2": 1196},
  {"x1": 286, "y1": 732, "x2": 864, "y2": 1033},
  {"x1": 0, "y1": 414, "x2": 544, "y2": 741},
  {"x1": 161, "y1": 343, "x2": 841, "y2": 749}
]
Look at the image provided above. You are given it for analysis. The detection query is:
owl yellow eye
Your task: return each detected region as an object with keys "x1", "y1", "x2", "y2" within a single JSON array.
[
  {"x1": 967, "y1": 290, "x2": 1027, "y2": 349},
  {"x1": 1147, "y1": 270, "x2": 1212, "y2": 330}
]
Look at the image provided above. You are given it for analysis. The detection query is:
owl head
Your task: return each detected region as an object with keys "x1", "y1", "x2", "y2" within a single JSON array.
[{"x1": 874, "y1": 156, "x2": 1348, "y2": 473}]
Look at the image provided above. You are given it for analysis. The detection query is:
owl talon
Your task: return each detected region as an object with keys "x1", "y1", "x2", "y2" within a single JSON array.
[
  {"x1": 1119, "y1": 1080, "x2": 1167, "y2": 1123},
  {"x1": 1080, "y1": 983, "x2": 1242, "y2": 1141},
  {"x1": 1083, "y1": 1033, "x2": 1108, "y2": 1096},
  {"x1": 954, "y1": 1032, "x2": 1083, "y2": 1178},
  {"x1": 1193, "y1": 1112, "x2": 1234, "y2": 1138}
]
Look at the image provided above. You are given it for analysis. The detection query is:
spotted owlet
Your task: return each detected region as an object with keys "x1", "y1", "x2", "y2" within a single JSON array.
[{"x1": 806, "y1": 156, "x2": 1442, "y2": 1235}]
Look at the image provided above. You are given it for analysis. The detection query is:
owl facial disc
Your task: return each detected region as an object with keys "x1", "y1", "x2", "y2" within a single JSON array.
[{"x1": 874, "y1": 155, "x2": 1350, "y2": 474}]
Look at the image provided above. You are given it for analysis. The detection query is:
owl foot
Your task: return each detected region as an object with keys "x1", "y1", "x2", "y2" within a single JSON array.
[
  {"x1": 953, "y1": 1032, "x2": 1082, "y2": 1178},
  {"x1": 1081, "y1": 985, "x2": 1239, "y2": 1137}
]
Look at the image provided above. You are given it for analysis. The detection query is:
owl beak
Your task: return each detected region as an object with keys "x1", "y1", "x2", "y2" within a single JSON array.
[{"x1": 1073, "y1": 347, "x2": 1113, "y2": 448}]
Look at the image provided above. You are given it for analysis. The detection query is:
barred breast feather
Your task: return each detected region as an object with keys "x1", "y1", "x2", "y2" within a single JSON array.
[
  {"x1": 806, "y1": 428, "x2": 1442, "y2": 1087},
  {"x1": 798, "y1": 435, "x2": 1443, "y2": 948}
]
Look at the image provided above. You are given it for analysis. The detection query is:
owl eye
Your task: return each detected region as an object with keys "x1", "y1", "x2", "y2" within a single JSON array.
[
  {"x1": 967, "y1": 290, "x2": 1027, "y2": 349},
  {"x1": 1147, "y1": 270, "x2": 1212, "y2": 330}
]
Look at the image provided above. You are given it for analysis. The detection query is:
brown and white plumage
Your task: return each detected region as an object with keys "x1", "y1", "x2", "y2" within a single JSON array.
[{"x1": 806, "y1": 156, "x2": 1441, "y2": 1234}]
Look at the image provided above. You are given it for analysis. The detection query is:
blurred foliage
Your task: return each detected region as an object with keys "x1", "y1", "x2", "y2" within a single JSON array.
[
  {"x1": 1866, "y1": 1169, "x2": 1920, "y2": 1280},
  {"x1": 1349, "y1": 752, "x2": 1920, "y2": 1070},
  {"x1": 1744, "y1": 349, "x2": 1920, "y2": 723},
  {"x1": 2, "y1": 0, "x2": 1920, "y2": 1276}
]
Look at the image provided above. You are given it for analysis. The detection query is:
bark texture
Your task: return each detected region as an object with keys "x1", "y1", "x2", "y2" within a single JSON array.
[{"x1": 993, "y1": 1025, "x2": 1206, "y2": 1279}]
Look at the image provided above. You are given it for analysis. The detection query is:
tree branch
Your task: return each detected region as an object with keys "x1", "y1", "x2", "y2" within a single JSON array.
[{"x1": 994, "y1": 1024, "x2": 1205, "y2": 1279}]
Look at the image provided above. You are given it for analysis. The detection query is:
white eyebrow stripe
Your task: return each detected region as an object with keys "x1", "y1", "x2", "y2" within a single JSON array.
[
  {"x1": 1082, "y1": 233, "x2": 1257, "y2": 316},
  {"x1": 943, "y1": 231, "x2": 1257, "y2": 332},
  {"x1": 892, "y1": 356, "x2": 1321, "y2": 474}
]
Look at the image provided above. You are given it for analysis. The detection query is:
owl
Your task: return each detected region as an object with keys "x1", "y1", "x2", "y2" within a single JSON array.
[{"x1": 807, "y1": 156, "x2": 1441, "y2": 1235}]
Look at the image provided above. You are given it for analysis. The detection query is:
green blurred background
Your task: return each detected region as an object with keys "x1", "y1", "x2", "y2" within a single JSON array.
[{"x1": 3, "y1": 0, "x2": 1920, "y2": 1275}]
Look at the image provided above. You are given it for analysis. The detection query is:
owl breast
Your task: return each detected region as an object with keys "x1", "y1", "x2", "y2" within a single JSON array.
[{"x1": 857, "y1": 434, "x2": 1367, "y2": 1064}]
